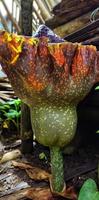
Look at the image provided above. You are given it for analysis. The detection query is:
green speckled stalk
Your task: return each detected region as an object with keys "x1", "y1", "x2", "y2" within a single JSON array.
[
  {"x1": 50, "y1": 146, "x2": 64, "y2": 193},
  {"x1": 31, "y1": 103, "x2": 77, "y2": 193}
]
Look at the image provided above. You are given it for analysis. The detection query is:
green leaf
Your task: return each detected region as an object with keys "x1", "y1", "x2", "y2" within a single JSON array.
[
  {"x1": 8, "y1": 100, "x2": 17, "y2": 105},
  {"x1": 95, "y1": 86, "x2": 99, "y2": 90},
  {"x1": 0, "y1": 103, "x2": 10, "y2": 111},
  {"x1": 96, "y1": 130, "x2": 99, "y2": 134},
  {"x1": 0, "y1": 117, "x2": 3, "y2": 122},
  {"x1": 78, "y1": 179, "x2": 99, "y2": 200},
  {"x1": 0, "y1": 105, "x2": 5, "y2": 110},
  {"x1": 3, "y1": 104, "x2": 10, "y2": 109},
  {"x1": 4, "y1": 109, "x2": 21, "y2": 119},
  {"x1": 39, "y1": 152, "x2": 47, "y2": 160},
  {"x1": 8, "y1": 99, "x2": 21, "y2": 105}
]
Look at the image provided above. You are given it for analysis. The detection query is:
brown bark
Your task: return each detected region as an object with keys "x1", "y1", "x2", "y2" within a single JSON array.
[
  {"x1": 21, "y1": 0, "x2": 33, "y2": 36},
  {"x1": 21, "y1": 103, "x2": 33, "y2": 154}
]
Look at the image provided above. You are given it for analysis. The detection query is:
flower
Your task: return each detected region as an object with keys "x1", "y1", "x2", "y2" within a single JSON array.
[
  {"x1": 0, "y1": 30, "x2": 98, "y2": 194},
  {"x1": 0, "y1": 31, "x2": 98, "y2": 106}
]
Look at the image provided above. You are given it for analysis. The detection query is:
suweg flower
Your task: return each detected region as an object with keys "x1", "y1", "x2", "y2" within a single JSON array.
[
  {"x1": 0, "y1": 30, "x2": 98, "y2": 195},
  {"x1": 0, "y1": 31, "x2": 98, "y2": 105}
]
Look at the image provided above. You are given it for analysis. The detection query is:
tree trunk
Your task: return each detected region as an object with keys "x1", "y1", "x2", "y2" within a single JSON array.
[
  {"x1": 20, "y1": 0, "x2": 33, "y2": 153},
  {"x1": 21, "y1": 103, "x2": 33, "y2": 153}
]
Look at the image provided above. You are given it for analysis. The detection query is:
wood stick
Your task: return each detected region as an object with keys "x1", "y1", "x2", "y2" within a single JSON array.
[
  {"x1": 69, "y1": 28, "x2": 99, "y2": 43},
  {"x1": 82, "y1": 36, "x2": 99, "y2": 45},
  {"x1": 64, "y1": 19, "x2": 99, "y2": 42}
]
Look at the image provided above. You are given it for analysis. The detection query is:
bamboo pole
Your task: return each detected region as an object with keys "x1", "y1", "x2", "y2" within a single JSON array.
[
  {"x1": 2, "y1": 0, "x2": 21, "y2": 33},
  {"x1": 48, "y1": 0, "x2": 56, "y2": 8},
  {"x1": 33, "y1": 6, "x2": 45, "y2": 24},
  {"x1": 14, "y1": 0, "x2": 21, "y2": 8},
  {"x1": 32, "y1": 12, "x2": 40, "y2": 26},
  {"x1": 0, "y1": 10, "x2": 9, "y2": 32},
  {"x1": 35, "y1": 0, "x2": 51, "y2": 20},
  {"x1": 32, "y1": 21, "x2": 37, "y2": 31},
  {"x1": 11, "y1": 0, "x2": 14, "y2": 32},
  {"x1": 45, "y1": 0, "x2": 52, "y2": 11}
]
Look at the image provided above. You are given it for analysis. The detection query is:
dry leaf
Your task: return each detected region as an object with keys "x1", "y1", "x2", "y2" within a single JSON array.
[
  {"x1": 53, "y1": 186, "x2": 77, "y2": 200},
  {"x1": 0, "y1": 150, "x2": 21, "y2": 164},
  {"x1": 12, "y1": 160, "x2": 33, "y2": 169},
  {"x1": 64, "y1": 186, "x2": 77, "y2": 200},
  {"x1": 24, "y1": 187, "x2": 54, "y2": 200},
  {"x1": 24, "y1": 186, "x2": 77, "y2": 200},
  {"x1": 12, "y1": 161, "x2": 77, "y2": 199},
  {"x1": 25, "y1": 167, "x2": 50, "y2": 180},
  {"x1": 12, "y1": 161, "x2": 51, "y2": 181},
  {"x1": 56, "y1": 186, "x2": 77, "y2": 199}
]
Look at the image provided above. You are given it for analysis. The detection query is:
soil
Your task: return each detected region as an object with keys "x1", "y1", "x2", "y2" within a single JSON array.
[{"x1": 0, "y1": 132, "x2": 99, "y2": 200}]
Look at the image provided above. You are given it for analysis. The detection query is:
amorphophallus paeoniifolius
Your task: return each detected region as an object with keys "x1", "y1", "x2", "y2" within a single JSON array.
[{"x1": 0, "y1": 30, "x2": 98, "y2": 195}]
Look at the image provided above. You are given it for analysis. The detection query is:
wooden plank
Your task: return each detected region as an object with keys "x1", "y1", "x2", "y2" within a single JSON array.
[
  {"x1": 52, "y1": 0, "x2": 99, "y2": 15},
  {"x1": 46, "y1": 0, "x2": 99, "y2": 28},
  {"x1": 53, "y1": 11, "x2": 96, "y2": 38}
]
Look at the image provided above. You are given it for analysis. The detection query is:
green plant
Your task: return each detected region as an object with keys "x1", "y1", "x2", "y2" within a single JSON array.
[
  {"x1": 96, "y1": 130, "x2": 99, "y2": 133},
  {"x1": 39, "y1": 152, "x2": 47, "y2": 160},
  {"x1": 78, "y1": 179, "x2": 99, "y2": 200},
  {"x1": 95, "y1": 86, "x2": 99, "y2": 90},
  {"x1": 0, "y1": 99, "x2": 21, "y2": 134},
  {"x1": 39, "y1": 152, "x2": 48, "y2": 164}
]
